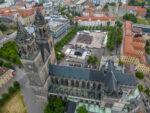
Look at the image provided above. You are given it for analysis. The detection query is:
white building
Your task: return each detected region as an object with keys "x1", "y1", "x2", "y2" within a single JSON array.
[{"x1": 5, "y1": 0, "x2": 15, "y2": 5}]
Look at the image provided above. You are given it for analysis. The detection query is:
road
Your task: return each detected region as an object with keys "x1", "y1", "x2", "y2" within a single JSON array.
[
  {"x1": 0, "y1": 67, "x2": 45, "y2": 113},
  {"x1": 0, "y1": 32, "x2": 16, "y2": 47},
  {"x1": 108, "y1": 6, "x2": 113, "y2": 17}
]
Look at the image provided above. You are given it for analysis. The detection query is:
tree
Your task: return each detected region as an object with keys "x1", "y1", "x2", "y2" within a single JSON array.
[
  {"x1": 123, "y1": 14, "x2": 137, "y2": 23},
  {"x1": 3, "y1": 62, "x2": 14, "y2": 69},
  {"x1": 0, "y1": 99, "x2": 4, "y2": 106},
  {"x1": 145, "y1": 39, "x2": 150, "y2": 54},
  {"x1": 146, "y1": 8, "x2": 150, "y2": 18},
  {"x1": 118, "y1": 59, "x2": 123, "y2": 66},
  {"x1": 13, "y1": 81, "x2": 20, "y2": 89},
  {"x1": 8, "y1": 86, "x2": 15, "y2": 94},
  {"x1": 2, "y1": 93, "x2": 10, "y2": 101},
  {"x1": 53, "y1": 98, "x2": 63, "y2": 108},
  {"x1": 77, "y1": 105, "x2": 88, "y2": 113},
  {"x1": 0, "y1": 24, "x2": 7, "y2": 31},
  {"x1": 136, "y1": 72, "x2": 144, "y2": 79},
  {"x1": 0, "y1": 60, "x2": 3, "y2": 66},
  {"x1": 44, "y1": 104, "x2": 53, "y2": 113},
  {"x1": 138, "y1": 84, "x2": 143, "y2": 92}
]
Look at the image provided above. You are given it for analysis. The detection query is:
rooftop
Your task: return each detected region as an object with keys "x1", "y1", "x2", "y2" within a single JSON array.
[
  {"x1": 49, "y1": 64, "x2": 138, "y2": 87},
  {"x1": 123, "y1": 21, "x2": 148, "y2": 65},
  {"x1": 0, "y1": 6, "x2": 44, "y2": 18},
  {"x1": 0, "y1": 67, "x2": 9, "y2": 76},
  {"x1": 120, "y1": 5, "x2": 147, "y2": 13}
]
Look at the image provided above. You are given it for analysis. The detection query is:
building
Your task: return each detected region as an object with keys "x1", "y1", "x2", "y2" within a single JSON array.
[
  {"x1": 0, "y1": 6, "x2": 45, "y2": 26},
  {"x1": 74, "y1": 10, "x2": 115, "y2": 26},
  {"x1": 5, "y1": 0, "x2": 15, "y2": 6},
  {"x1": 43, "y1": 1, "x2": 53, "y2": 15},
  {"x1": 48, "y1": 60, "x2": 139, "y2": 112},
  {"x1": 15, "y1": 9, "x2": 140, "y2": 112},
  {"x1": 119, "y1": 5, "x2": 147, "y2": 17},
  {"x1": 0, "y1": 67, "x2": 14, "y2": 88},
  {"x1": 122, "y1": 21, "x2": 150, "y2": 75},
  {"x1": 15, "y1": 9, "x2": 56, "y2": 102},
  {"x1": 45, "y1": 15, "x2": 70, "y2": 38}
]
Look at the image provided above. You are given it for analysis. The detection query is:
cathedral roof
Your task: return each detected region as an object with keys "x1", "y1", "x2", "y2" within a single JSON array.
[
  {"x1": 49, "y1": 64, "x2": 138, "y2": 87},
  {"x1": 34, "y1": 8, "x2": 46, "y2": 26},
  {"x1": 15, "y1": 22, "x2": 33, "y2": 44}
]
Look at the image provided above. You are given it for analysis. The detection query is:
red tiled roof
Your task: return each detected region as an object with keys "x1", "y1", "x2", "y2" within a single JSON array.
[
  {"x1": 123, "y1": 21, "x2": 147, "y2": 65},
  {"x1": 0, "y1": 67, "x2": 9, "y2": 76},
  {"x1": 75, "y1": 10, "x2": 115, "y2": 22},
  {"x1": 0, "y1": 6, "x2": 44, "y2": 18},
  {"x1": 120, "y1": 5, "x2": 147, "y2": 13},
  {"x1": 75, "y1": 16, "x2": 115, "y2": 21}
]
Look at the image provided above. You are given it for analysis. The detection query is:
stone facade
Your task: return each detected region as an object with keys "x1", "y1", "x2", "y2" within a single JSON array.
[{"x1": 15, "y1": 9, "x2": 56, "y2": 103}]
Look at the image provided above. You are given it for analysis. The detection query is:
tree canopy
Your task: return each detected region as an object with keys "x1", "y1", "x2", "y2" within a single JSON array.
[
  {"x1": 136, "y1": 72, "x2": 144, "y2": 79},
  {"x1": 77, "y1": 105, "x2": 88, "y2": 113},
  {"x1": 44, "y1": 96, "x2": 66, "y2": 113},
  {"x1": 0, "y1": 41, "x2": 22, "y2": 66},
  {"x1": 0, "y1": 24, "x2": 7, "y2": 31},
  {"x1": 123, "y1": 14, "x2": 137, "y2": 23},
  {"x1": 138, "y1": 84, "x2": 143, "y2": 92},
  {"x1": 145, "y1": 39, "x2": 150, "y2": 54}
]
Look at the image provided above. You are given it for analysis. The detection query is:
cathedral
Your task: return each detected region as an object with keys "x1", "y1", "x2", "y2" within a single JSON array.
[
  {"x1": 15, "y1": 8, "x2": 140, "y2": 112},
  {"x1": 16, "y1": 9, "x2": 56, "y2": 102}
]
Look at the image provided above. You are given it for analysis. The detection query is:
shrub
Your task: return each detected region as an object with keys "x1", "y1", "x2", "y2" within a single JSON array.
[
  {"x1": 138, "y1": 84, "x2": 143, "y2": 92},
  {"x1": 8, "y1": 86, "x2": 16, "y2": 94},
  {"x1": 1, "y1": 93, "x2": 10, "y2": 101},
  {"x1": 3, "y1": 62, "x2": 14, "y2": 69},
  {"x1": 118, "y1": 59, "x2": 123, "y2": 66},
  {"x1": 0, "y1": 99, "x2": 4, "y2": 106},
  {"x1": 77, "y1": 105, "x2": 88, "y2": 113},
  {"x1": 123, "y1": 14, "x2": 137, "y2": 23},
  {"x1": 0, "y1": 24, "x2": 7, "y2": 31},
  {"x1": 13, "y1": 81, "x2": 20, "y2": 89},
  {"x1": 0, "y1": 60, "x2": 3, "y2": 66},
  {"x1": 136, "y1": 72, "x2": 144, "y2": 79}
]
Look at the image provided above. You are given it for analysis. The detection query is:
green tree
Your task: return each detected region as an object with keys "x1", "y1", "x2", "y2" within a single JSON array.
[
  {"x1": 138, "y1": 84, "x2": 143, "y2": 92},
  {"x1": 0, "y1": 24, "x2": 7, "y2": 31},
  {"x1": 53, "y1": 98, "x2": 63, "y2": 108},
  {"x1": 87, "y1": 56, "x2": 92, "y2": 64},
  {"x1": 8, "y1": 86, "x2": 15, "y2": 94},
  {"x1": 136, "y1": 72, "x2": 144, "y2": 79},
  {"x1": 146, "y1": 8, "x2": 150, "y2": 18},
  {"x1": 0, "y1": 60, "x2": 3, "y2": 66},
  {"x1": 3, "y1": 62, "x2": 14, "y2": 69},
  {"x1": 2, "y1": 93, "x2": 10, "y2": 101},
  {"x1": 123, "y1": 14, "x2": 137, "y2": 23},
  {"x1": 13, "y1": 81, "x2": 20, "y2": 89},
  {"x1": 44, "y1": 104, "x2": 53, "y2": 113},
  {"x1": 0, "y1": 99, "x2": 4, "y2": 106},
  {"x1": 77, "y1": 105, "x2": 88, "y2": 113},
  {"x1": 118, "y1": 59, "x2": 123, "y2": 66}
]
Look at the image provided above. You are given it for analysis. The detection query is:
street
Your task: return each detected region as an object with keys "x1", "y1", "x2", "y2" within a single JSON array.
[{"x1": 0, "y1": 67, "x2": 45, "y2": 113}]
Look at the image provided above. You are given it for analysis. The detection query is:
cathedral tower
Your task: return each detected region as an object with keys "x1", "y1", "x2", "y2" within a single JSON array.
[{"x1": 15, "y1": 9, "x2": 56, "y2": 102}]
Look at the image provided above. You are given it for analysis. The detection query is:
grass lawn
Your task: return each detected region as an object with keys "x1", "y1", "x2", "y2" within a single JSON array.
[
  {"x1": 137, "y1": 17, "x2": 149, "y2": 25},
  {"x1": 0, "y1": 90, "x2": 27, "y2": 113}
]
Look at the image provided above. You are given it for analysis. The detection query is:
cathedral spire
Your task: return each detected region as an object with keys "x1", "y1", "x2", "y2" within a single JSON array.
[
  {"x1": 34, "y1": 8, "x2": 46, "y2": 26},
  {"x1": 15, "y1": 22, "x2": 33, "y2": 44}
]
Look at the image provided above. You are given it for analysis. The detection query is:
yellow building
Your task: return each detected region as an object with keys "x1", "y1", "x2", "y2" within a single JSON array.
[
  {"x1": 122, "y1": 21, "x2": 150, "y2": 75},
  {"x1": 0, "y1": 67, "x2": 14, "y2": 88}
]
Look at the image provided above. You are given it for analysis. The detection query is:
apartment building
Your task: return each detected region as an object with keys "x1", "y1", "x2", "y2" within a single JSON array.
[
  {"x1": 74, "y1": 10, "x2": 115, "y2": 26},
  {"x1": 0, "y1": 6, "x2": 45, "y2": 26},
  {"x1": 122, "y1": 21, "x2": 150, "y2": 75}
]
